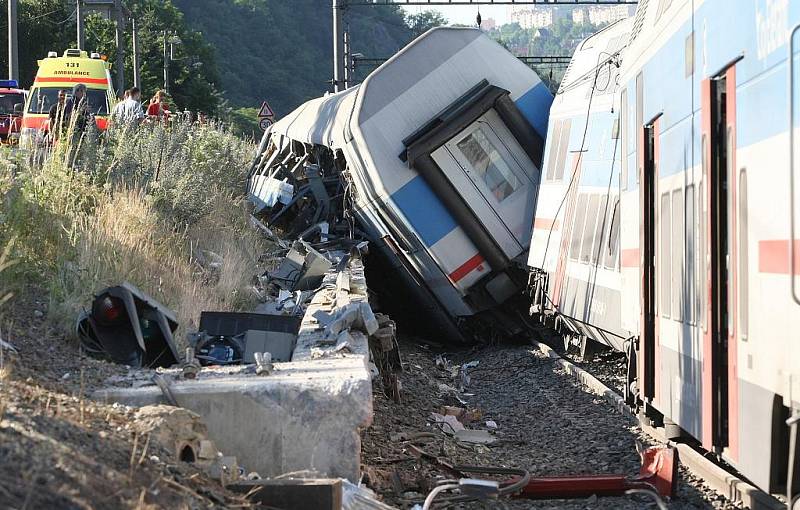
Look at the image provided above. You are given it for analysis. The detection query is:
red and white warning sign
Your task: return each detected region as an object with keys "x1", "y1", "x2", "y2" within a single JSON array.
[{"x1": 258, "y1": 101, "x2": 275, "y2": 119}]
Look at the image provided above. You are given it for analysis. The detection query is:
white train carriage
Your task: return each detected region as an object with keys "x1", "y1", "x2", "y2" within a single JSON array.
[
  {"x1": 530, "y1": 0, "x2": 800, "y2": 500},
  {"x1": 252, "y1": 27, "x2": 552, "y2": 341},
  {"x1": 528, "y1": 19, "x2": 634, "y2": 353}
]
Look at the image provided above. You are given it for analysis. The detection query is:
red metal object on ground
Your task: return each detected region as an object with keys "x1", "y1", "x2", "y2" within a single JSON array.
[{"x1": 510, "y1": 445, "x2": 678, "y2": 500}]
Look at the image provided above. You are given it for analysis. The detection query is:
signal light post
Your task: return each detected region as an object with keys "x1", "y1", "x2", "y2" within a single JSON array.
[{"x1": 77, "y1": 283, "x2": 180, "y2": 368}]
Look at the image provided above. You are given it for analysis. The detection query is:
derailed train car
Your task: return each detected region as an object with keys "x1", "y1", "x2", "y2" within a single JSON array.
[
  {"x1": 529, "y1": 0, "x2": 800, "y2": 500},
  {"x1": 250, "y1": 27, "x2": 552, "y2": 341}
]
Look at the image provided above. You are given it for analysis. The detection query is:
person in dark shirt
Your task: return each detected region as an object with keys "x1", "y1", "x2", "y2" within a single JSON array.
[
  {"x1": 63, "y1": 83, "x2": 94, "y2": 135},
  {"x1": 47, "y1": 89, "x2": 67, "y2": 141}
]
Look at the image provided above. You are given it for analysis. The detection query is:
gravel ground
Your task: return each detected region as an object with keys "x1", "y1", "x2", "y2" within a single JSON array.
[
  {"x1": 0, "y1": 291, "x2": 253, "y2": 509},
  {"x1": 362, "y1": 338, "x2": 740, "y2": 509}
]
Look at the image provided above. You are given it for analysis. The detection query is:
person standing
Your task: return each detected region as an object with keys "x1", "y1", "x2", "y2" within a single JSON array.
[
  {"x1": 47, "y1": 89, "x2": 67, "y2": 142},
  {"x1": 147, "y1": 90, "x2": 171, "y2": 121},
  {"x1": 111, "y1": 87, "x2": 145, "y2": 125},
  {"x1": 63, "y1": 83, "x2": 94, "y2": 135}
]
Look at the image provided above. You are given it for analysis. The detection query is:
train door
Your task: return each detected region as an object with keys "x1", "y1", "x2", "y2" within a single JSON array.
[
  {"x1": 701, "y1": 69, "x2": 736, "y2": 451},
  {"x1": 640, "y1": 120, "x2": 658, "y2": 403},
  {"x1": 431, "y1": 109, "x2": 538, "y2": 257}
]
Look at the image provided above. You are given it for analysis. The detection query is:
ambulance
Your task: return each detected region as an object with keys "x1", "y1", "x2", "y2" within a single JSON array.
[
  {"x1": 20, "y1": 49, "x2": 116, "y2": 148},
  {"x1": 0, "y1": 79, "x2": 27, "y2": 144}
]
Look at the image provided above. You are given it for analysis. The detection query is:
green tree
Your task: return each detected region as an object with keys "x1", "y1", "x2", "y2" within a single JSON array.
[{"x1": 405, "y1": 10, "x2": 447, "y2": 39}]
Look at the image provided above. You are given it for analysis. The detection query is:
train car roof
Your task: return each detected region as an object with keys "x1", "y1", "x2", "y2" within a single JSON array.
[
  {"x1": 552, "y1": 17, "x2": 634, "y2": 115},
  {"x1": 270, "y1": 27, "x2": 551, "y2": 155},
  {"x1": 270, "y1": 86, "x2": 357, "y2": 148}
]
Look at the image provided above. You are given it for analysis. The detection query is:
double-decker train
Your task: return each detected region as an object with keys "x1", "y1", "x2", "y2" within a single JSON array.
[{"x1": 528, "y1": 0, "x2": 800, "y2": 501}]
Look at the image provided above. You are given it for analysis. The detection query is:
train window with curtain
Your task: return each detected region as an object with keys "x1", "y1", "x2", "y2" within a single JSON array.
[
  {"x1": 555, "y1": 119, "x2": 572, "y2": 181},
  {"x1": 545, "y1": 120, "x2": 563, "y2": 181},
  {"x1": 621, "y1": 89, "x2": 628, "y2": 190},
  {"x1": 456, "y1": 127, "x2": 521, "y2": 202},
  {"x1": 739, "y1": 168, "x2": 748, "y2": 340},
  {"x1": 660, "y1": 192, "x2": 671, "y2": 317},
  {"x1": 604, "y1": 198, "x2": 620, "y2": 269},
  {"x1": 592, "y1": 195, "x2": 609, "y2": 266},
  {"x1": 671, "y1": 189, "x2": 684, "y2": 322},
  {"x1": 685, "y1": 184, "x2": 696, "y2": 324},
  {"x1": 580, "y1": 195, "x2": 601, "y2": 264},
  {"x1": 570, "y1": 194, "x2": 588, "y2": 260}
]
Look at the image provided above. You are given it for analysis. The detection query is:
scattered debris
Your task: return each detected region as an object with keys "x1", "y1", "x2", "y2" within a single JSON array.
[
  {"x1": 430, "y1": 412, "x2": 466, "y2": 434},
  {"x1": 342, "y1": 479, "x2": 396, "y2": 509},
  {"x1": 188, "y1": 311, "x2": 301, "y2": 365}
]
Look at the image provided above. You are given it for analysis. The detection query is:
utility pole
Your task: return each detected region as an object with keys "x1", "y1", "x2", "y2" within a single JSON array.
[
  {"x1": 132, "y1": 18, "x2": 141, "y2": 89},
  {"x1": 7, "y1": 0, "x2": 18, "y2": 81},
  {"x1": 76, "y1": 0, "x2": 85, "y2": 50},
  {"x1": 163, "y1": 31, "x2": 169, "y2": 94},
  {"x1": 114, "y1": 0, "x2": 125, "y2": 97},
  {"x1": 332, "y1": 0, "x2": 345, "y2": 92}
]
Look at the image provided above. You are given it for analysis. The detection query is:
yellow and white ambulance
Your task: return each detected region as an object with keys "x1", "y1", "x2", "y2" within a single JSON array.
[{"x1": 20, "y1": 49, "x2": 116, "y2": 147}]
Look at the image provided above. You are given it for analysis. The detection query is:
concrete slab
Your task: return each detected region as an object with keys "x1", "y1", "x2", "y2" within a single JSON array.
[
  {"x1": 94, "y1": 254, "x2": 380, "y2": 483},
  {"x1": 95, "y1": 356, "x2": 372, "y2": 481}
]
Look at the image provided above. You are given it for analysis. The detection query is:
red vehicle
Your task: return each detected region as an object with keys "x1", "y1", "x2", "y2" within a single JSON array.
[{"x1": 0, "y1": 80, "x2": 27, "y2": 145}]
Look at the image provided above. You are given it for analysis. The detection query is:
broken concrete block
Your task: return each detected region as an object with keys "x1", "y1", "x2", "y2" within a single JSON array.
[
  {"x1": 95, "y1": 356, "x2": 372, "y2": 482},
  {"x1": 132, "y1": 405, "x2": 210, "y2": 462}
]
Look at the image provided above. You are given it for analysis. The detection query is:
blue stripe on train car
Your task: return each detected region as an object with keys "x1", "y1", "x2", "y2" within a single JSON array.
[
  {"x1": 514, "y1": 82, "x2": 553, "y2": 139},
  {"x1": 390, "y1": 175, "x2": 458, "y2": 246}
]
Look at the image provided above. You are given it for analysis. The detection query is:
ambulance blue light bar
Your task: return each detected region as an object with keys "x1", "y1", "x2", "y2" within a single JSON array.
[{"x1": 0, "y1": 80, "x2": 19, "y2": 89}]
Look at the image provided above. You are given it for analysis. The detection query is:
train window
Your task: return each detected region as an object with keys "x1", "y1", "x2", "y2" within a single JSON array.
[
  {"x1": 555, "y1": 119, "x2": 572, "y2": 181},
  {"x1": 455, "y1": 127, "x2": 521, "y2": 202},
  {"x1": 604, "y1": 198, "x2": 620, "y2": 269},
  {"x1": 660, "y1": 192, "x2": 671, "y2": 317},
  {"x1": 621, "y1": 89, "x2": 628, "y2": 190},
  {"x1": 570, "y1": 194, "x2": 588, "y2": 260},
  {"x1": 592, "y1": 195, "x2": 609, "y2": 266},
  {"x1": 671, "y1": 189, "x2": 684, "y2": 322},
  {"x1": 739, "y1": 168, "x2": 748, "y2": 340},
  {"x1": 545, "y1": 120, "x2": 563, "y2": 181},
  {"x1": 685, "y1": 184, "x2": 696, "y2": 324},
  {"x1": 580, "y1": 195, "x2": 601, "y2": 264}
]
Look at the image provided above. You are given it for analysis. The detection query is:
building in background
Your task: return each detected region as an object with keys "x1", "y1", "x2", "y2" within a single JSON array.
[
  {"x1": 481, "y1": 17, "x2": 497, "y2": 30},
  {"x1": 509, "y1": 6, "x2": 569, "y2": 29},
  {"x1": 572, "y1": 5, "x2": 636, "y2": 25}
]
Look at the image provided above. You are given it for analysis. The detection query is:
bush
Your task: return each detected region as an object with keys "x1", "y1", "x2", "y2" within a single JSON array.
[{"x1": 0, "y1": 119, "x2": 265, "y2": 341}]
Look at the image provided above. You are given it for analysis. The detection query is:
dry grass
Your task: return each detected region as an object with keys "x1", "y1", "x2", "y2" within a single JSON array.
[{"x1": 0, "y1": 120, "x2": 264, "y2": 345}]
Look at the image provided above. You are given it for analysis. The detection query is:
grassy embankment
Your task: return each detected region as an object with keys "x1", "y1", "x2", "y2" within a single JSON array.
[{"x1": 0, "y1": 118, "x2": 265, "y2": 344}]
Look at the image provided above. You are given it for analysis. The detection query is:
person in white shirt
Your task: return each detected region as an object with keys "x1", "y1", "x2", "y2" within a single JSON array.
[{"x1": 111, "y1": 87, "x2": 145, "y2": 125}]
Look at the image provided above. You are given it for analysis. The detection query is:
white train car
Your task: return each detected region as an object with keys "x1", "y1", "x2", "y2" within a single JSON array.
[
  {"x1": 252, "y1": 27, "x2": 553, "y2": 341},
  {"x1": 528, "y1": 19, "x2": 633, "y2": 354},
  {"x1": 529, "y1": 0, "x2": 800, "y2": 500}
]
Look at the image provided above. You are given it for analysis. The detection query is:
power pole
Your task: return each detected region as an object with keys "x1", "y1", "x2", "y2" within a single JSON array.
[
  {"x1": 163, "y1": 31, "x2": 169, "y2": 94},
  {"x1": 7, "y1": 0, "x2": 18, "y2": 81},
  {"x1": 114, "y1": 0, "x2": 125, "y2": 96},
  {"x1": 76, "y1": 0, "x2": 85, "y2": 50},
  {"x1": 332, "y1": 0, "x2": 345, "y2": 92},
  {"x1": 132, "y1": 18, "x2": 140, "y2": 89}
]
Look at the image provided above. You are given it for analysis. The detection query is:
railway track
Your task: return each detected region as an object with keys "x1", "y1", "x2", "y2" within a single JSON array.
[
  {"x1": 528, "y1": 331, "x2": 786, "y2": 510},
  {"x1": 362, "y1": 335, "x2": 766, "y2": 509}
]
